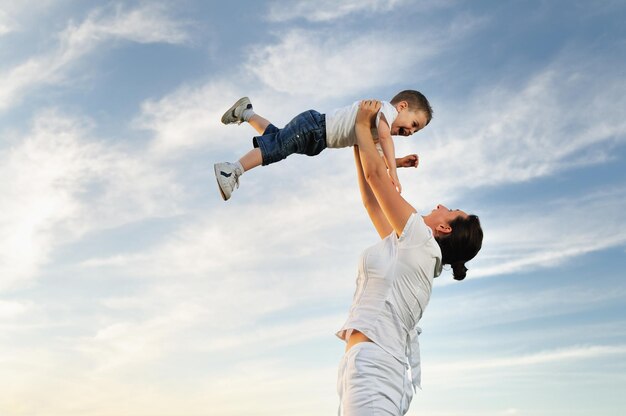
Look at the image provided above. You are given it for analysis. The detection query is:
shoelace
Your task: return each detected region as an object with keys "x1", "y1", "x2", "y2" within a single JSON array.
[{"x1": 233, "y1": 167, "x2": 242, "y2": 189}]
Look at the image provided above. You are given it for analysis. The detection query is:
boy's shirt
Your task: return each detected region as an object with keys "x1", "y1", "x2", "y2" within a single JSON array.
[{"x1": 325, "y1": 101, "x2": 398, "y2": 149}]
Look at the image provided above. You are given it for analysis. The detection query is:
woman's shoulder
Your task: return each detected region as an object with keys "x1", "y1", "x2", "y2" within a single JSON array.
[{"x1": 398, "y1": 212, "x2": 433, "y2": 245}]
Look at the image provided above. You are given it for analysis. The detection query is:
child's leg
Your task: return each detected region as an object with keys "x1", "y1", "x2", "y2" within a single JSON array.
[
  {"x1": 221, "y1": 97, "x2": 272, "y2": 134},
  {"x1": 213, "y1": 147, "x2": 261, "y2": 201},
  {"x1": 238, "y1": 148, "x2": 262, "y2": 171},
  {"x1": 247, "y1": 114, "x2": 271, "y2": 135},
  {"x1": 215, "y1": 110, "x2": 325, "y2": 201}
]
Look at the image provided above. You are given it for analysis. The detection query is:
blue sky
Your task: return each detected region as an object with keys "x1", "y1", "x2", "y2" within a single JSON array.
[{"x1": 1, "y1": 1, "x2": 625, "y2": 415}]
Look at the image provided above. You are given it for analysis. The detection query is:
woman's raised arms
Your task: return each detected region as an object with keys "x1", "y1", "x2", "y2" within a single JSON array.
[
  {"x1": 354, "y1": 146, "x2": 393, "y2": 238},
  {"x1": 354, "y1": 100, "x2": 416, "y2": 237}
]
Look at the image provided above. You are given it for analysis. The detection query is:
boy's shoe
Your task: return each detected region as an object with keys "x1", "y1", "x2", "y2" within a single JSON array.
[
  {"x1": 214, "y1": 162, "x2": 243, "y2": 201},
  {"x1": 221, "y1": 97, "x2": 252, "y2": 125}
]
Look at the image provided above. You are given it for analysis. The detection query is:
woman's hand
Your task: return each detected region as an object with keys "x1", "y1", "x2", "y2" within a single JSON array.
[
  {"x1": 396, "y1": 154, "x2": 419, "y2": 168},
  {"x1": 356, "y1": 99, "x2": 382, "y2": 128}
]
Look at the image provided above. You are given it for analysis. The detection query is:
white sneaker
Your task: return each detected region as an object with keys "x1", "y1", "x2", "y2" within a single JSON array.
[
  {"x1": 214, "y1": 162, "x2": 243, "y2": 201},
  {"x1": 221, "y1": 97, "x2": 252, "y2": 125}
]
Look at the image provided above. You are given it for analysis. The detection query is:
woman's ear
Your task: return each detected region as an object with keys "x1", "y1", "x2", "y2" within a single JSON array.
[{"x1": 436, "y1": 223, "x2": 452, "y2": 235}]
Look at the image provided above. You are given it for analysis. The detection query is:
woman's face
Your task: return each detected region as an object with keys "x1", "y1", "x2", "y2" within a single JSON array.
[{"x1": 428, "y1": 204, "x2": 468, "y2": 228}]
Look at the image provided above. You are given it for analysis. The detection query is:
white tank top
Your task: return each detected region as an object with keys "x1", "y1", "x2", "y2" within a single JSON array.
[
  {"x1": 336, "y1": 213, "x2": 442, "y2": 389},
  {"x1": 325, "y1": 100, "x2": 398, "y2": 148}
]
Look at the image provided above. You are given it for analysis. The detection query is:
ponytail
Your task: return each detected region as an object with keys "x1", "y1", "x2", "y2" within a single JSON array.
[{"x1": 435, "y1": 215, "x2": 483, "y2": 280}]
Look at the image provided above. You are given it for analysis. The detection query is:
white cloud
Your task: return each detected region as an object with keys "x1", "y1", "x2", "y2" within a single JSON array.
[
  {"x1": 195, "y1": 313, "x2": 344, "y2": 354},
  {"x1": 415, "y1": 343, "x2": 626, "y2": 415},
  {"x1": 76, "y1": 301, "x2": 205, "y2": 372},
  {"x1": 135, "y1": 77, "x2": 343, "y2": 156},
  {"x1": 60, "y1": 4, "x2": 189, "y2": 48},
  {"x1": 245, "y1": 29, "x2": 437, "y2": 98},
  {"x1": 0, "y1": 110, "x2": 181, "y2": 290},
  {"x1": 0, "y1": 300, "x2": 31, "y2": 319},
  {"x1": 426, "y1": 344, "x2": 626, "y2": 375},
  {"x1": 135, "y1": 15, "x2": 485, "y2": 154},
  {"x1": 76, "y1": 178, "x2": 365, "y2": 324},
  {"x1": 79, "y1": 152, "x2": 367, "y2": 257},
  {"x1": 135, "y1": 81, "x2": 241, "y2": 155},
  {"x1": 426, "y1": 280, "x2": 626, "y2": 331},
  {"x1": 0, "y1": 9, "x2": 13, "y2": 36},
  {"x1": 267, "y1": 0, "x2": 408, "y2": 22},
  {"x1": 247, "y1": 12, "x2": 487, "y2": 98},
  {"x1": 0, "y1": 353, "x2": 339, "y2": 416},
  {"x1": 410, "y1": 67, "x2": 626, "y2": 204},
  {"x1": 0, "y1": 0, "x2": 60, "y2": 35},
  {"x1": 65, "y1": 172, "x2": 371, "y2": 372},
  {"x1": 469, "y1": 187, "x2": 626, "y2": 279},
  {"x1": 0, "y1": 4, "x2": 189, "y2": 111},
  {"x1": 75, "y1": 302, "x2": 343, "y2": 374}
]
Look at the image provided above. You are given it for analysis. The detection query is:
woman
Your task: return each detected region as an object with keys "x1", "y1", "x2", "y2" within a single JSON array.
[{"x1": 336, "y1": 100, "x2": 483, "y2": 415}]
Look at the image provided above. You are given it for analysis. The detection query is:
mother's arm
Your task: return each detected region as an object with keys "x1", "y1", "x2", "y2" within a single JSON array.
[
  {"x1": 355, "y1": 100, "x2": 416, "y2": 237},
  {"x1": 354, "y1": 146, "x2": 393, "y2": 239}
]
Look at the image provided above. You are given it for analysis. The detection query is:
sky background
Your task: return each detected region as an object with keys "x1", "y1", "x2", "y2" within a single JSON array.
[{"x1": 1, "y1": 1, "x2": 625, "y2": 415}]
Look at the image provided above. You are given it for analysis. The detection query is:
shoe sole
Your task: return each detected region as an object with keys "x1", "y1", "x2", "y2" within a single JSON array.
[
  {"x1": 214, "y1": 164, "x2": 228, "y2": 201},
  {"x1": 220, "y1": 97, "x2": 250, "y2": 125}
]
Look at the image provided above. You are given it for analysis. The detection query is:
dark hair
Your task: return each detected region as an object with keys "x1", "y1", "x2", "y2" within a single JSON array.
[
  {"x1": 435, "y1": 215, "x2": 483, "y2": 281},
  {"x1": 390, "y1": 90, "x2": 433, "y2": 125}
]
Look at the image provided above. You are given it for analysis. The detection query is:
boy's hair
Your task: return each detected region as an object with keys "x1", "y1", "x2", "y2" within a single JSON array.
[{"x1": 390, "y1": 90, "x2": 433, "y2": 125}]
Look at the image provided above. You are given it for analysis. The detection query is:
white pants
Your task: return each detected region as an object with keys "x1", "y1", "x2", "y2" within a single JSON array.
[{"x1": 337, "y1": 342, "x2": 413, "y2": 415}]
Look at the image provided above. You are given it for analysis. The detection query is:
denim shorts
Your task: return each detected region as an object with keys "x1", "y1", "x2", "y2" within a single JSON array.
[{"x1": 252, "y1": 110, "x2": 327, "y2": 166}]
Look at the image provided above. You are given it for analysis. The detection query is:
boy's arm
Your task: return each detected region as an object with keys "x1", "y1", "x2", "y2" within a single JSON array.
[
  {"x1": 396, "y1": 154, "x2": 419, "y2": 168},
  {"x1": 377, "y1": 117, "x2": 401, "y2": 193}
]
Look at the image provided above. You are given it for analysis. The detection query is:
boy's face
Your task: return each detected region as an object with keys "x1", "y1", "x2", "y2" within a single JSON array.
[{"x1": 391, "y1": 101, "x2": 428, "y2": 136}]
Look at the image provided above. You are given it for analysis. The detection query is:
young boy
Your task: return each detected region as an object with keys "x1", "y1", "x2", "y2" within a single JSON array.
[{"x1": 214, "y1": 90, "x2": 432, "y2": 200}]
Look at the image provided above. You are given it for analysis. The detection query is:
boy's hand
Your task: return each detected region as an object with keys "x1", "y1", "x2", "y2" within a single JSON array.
[
  {"x1": 357, "y1": 100, "x2": 382, "y2": 128},
  {"x1": 396, "y1": 154, "x2": 419, "y2": 168}
]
